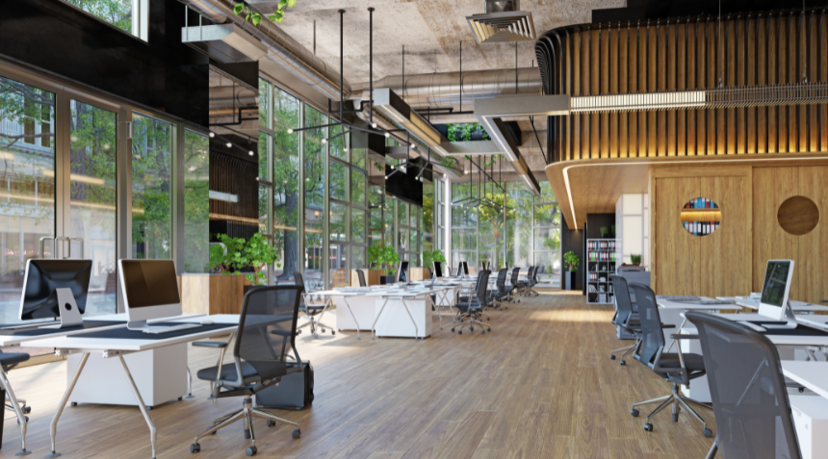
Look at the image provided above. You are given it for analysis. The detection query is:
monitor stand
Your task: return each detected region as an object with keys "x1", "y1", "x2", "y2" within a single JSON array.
[
  {"x1": 55, "y1": 288, "x2": 83, "y2": 328},
  {"x1": 127, "y1": 320, "x2": 148, "y2": 331},
  {"x1": 762, "y1": 300, "x2": 799, "y2": 330}
]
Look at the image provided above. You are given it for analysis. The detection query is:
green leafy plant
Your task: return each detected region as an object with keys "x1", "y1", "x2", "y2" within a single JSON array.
[
  {"x1": 422, "y1": 249, "x2": 446, "y2": 270},
  {"x1": 631, "y1": 254, "x2": 642, "y2": 265},
  {"x1": 446, "y1": 123, "x2": 491, "y2": 142},
  {"x1": 373, "y1": 161, "x2": 384, "y2": 172},
  {"x1": 564, "y1": 251, "x2": 580, "y2": 272},
  {"x1": 234, "y1": 0, "x2": 296, "y2": 25},
  {"x1": 372, "y1": 245, "x2": 400, "y2": 276},
  {"x1": 441, "y1": 157, "x2": 458, "y2": 168},
  {"x1": 611, "y1": 224, "x2": 616, "y2": 235},
  {"x1": 600, "y1": 226, "x2": 608, "y2": 237},
  {"x1": 243, "y1": 233, "x2": 278, "y2": 285},
  {"x1": 209, "y1": 233, "x2": 278, "y2": 286}
]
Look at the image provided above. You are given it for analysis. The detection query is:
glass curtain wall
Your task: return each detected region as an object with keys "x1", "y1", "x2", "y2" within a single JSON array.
[
  {"x1": 533, "y1": 182, "x2": 561, "y2": 286},
  {"x1": 131, "y1": 112, "x2": 172, "y2": 260},
  {"x1": 183, "y1": 130, "x2": 209, "y2": 273},
  {"x1": 451, "y1": 181, "x2": 478, "y2": 274}
]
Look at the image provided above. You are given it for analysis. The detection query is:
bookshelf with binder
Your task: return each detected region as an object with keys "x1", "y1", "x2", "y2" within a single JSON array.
[
  {"x1": 681, "y1": 197, "x2": 721, "y2": 236},
  {"x1": 587, "y1": 239, "x2": 617, "y2": 304}
]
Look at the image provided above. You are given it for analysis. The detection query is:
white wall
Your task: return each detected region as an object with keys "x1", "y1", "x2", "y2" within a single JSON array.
[{"x1": 615, "y1": 194, "x2": 649, "y2": 271}]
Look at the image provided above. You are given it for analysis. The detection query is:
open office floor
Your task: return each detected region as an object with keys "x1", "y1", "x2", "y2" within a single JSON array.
[{"x1": 0, "y1": 291, "x2": 714, "y2": 459}]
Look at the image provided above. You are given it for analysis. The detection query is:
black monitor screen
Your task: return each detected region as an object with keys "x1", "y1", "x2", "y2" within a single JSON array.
[
  {"x1": 121, "y1": 260, "x2": 181, "y2": 308},
  {"x1": 21, "y1": 259, "x2": 92, "y2": 320},
  {"x1": 462, "y1": 262, "x2": 469, "y2": 275},
  {"x1": 399, "y1": 261, "x2": 409, "y2": 282},
  {"x1": 433, "y1": 262, "x2": 443, "y2": 278},
  {"x1": 761, "y1": 261, "x2": 792, "y2": 307},
  {"x1": 457, "y1": 262, "x2": 463, "y2": 276}
]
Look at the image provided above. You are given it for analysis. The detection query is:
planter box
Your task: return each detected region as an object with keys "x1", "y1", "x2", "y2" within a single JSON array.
[
  {"x1": 209, "y1": 274, "x2": 250, "y2": 315},
  {"x1": 380, "y1": 275, "x2": 395, "y2": 285}
]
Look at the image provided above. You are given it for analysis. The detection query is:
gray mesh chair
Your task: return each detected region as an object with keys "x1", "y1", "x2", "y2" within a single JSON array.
[
  {"x1": 628, "y1": 282, "x2": 712, "y2": 436},
  {"x1": 356, "y1": 269, "x2": 367, "y2": 287},
  {"x1": 294, "y1": 271, "x2": 334, "y2": 338},
  {"x1": 524, "y1": 266, "x2": 540, "y2": 297},
  {"x1": 493, "y1": 268, "x2": 510, "y2": 311},
  {"x1": 508, "y1": 268, "x2": 521, "y2": 303},
  {"x1": 609, "y1": 275, "x2": 641, "y2": 365},
  {"x1": 191, "y1": 286, "x2": 304, "y2": 456},
  {"x1": 686, "y1": 311, "x2": 802, "y2": 459},
  {"x1": 515, "y1": 266, "x2": 534, "y2": 296},
  {"x1": 452, "y1": 270, "x2": 491, "y2": 335}
]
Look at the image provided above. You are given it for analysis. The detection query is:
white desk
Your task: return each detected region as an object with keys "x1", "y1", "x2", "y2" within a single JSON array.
[
  {"x1": 368, "y1": 287, "x2": 449, "y2": 340},
  {"x1": 782, "y1": 361, "x2": 828, "y2": 399},
  {"x1": 27, "y1": 315, "x2": 239, "y2": 459},
  {"x1": 656, "y1": 297, "x2": 740, "y2": 347},
  {"x1": 717, "y1": 297, "x2": 828, "y2": 313},
  {"x1": 314, "y1": 290, "x2": 369, "y2": 339},
  {"x1": 782, "y1": 362, "x2": 828, "y2": 459}
]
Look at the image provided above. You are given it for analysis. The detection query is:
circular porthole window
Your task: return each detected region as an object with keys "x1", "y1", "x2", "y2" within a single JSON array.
[
  {"x1": 778, "y1": 196, "x2": 819, "y2": 236},
  {"x1": 681, "y1": 198, "x2": 721, "y2": 236}
]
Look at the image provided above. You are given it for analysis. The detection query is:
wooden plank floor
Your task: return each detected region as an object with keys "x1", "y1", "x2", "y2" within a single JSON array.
[{"x1": 0, "y1": 290, "x2": 715, "y2": 458}]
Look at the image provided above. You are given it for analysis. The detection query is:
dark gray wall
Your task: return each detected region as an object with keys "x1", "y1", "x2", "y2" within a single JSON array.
[{"x1": 561, "y1": 223, "x2": 585, "y2": 293}]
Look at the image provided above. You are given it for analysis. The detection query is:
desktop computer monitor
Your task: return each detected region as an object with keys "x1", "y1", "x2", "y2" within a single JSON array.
[
  {"x1": 462, "y1": 261, "x2": 469, "y2": 276},
  {"x1": 119, "y1": 259, "x2": 182, "y2": 328},
  {"x1": 758, "y1": 260, "x2": 795, "y2": 321},
  {"x1": 456, "y1": 262, "x2": 463, "y2": 277},
  {"x1": 397, "y1": 261, "x2": 409, "y2": 283},
  {"x1": 433, "y1": 261, "x2": 443, "y2": 279},
  {"x1": 19, "y1": 259, "x2": 92, "y2": 321}
]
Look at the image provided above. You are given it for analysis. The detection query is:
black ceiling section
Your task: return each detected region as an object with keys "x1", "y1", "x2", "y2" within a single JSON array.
[
  {"x1": 385, "y1": 165, "x2": 424, "y2": 208},
  {"x1": 592, "y1": 0, "x2": 828, "y2": 23},
  {"x1": 0, "y1": 0, "x2": 209, "y2": 127}
]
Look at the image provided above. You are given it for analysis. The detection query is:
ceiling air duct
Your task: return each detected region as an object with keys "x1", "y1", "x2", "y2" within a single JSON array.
[{"x1": 466, "y1": 0, "x2": 535, "y2": 44}]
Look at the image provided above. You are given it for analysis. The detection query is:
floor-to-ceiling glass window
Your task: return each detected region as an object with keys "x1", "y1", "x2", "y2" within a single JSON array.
[
  {"x1": 350, "y1": 140, "x2": 368, "y2": 273},
  {"x1": 272, "y1": 87, "x2": 300, "y2": 283},
  {"x1": 70, "y1": 99, "x2": 117, "y2": 315},
  {"x1": 183, "y1": 130, "x2": 209, "y2": 273},
  {"x1": 131, "y1": 112, "x2": 172, "y2": 260},
  {"x1": 451, "y1": 181, "x2": 477, "y2": 274},
  {"x1": 506, "y1": 182, "x2": 532, "y2": 269},
  {"x1": 0, "y1": 76, "x2": 56, "y2": 323},
  {"x1": 533, "y1": 182, "x2": 561, "y2": 287},
  {"x1": 303, "y1": 105, "x2": 325, "y2": 290}
]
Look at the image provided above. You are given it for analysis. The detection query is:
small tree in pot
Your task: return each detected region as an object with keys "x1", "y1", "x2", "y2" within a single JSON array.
[
  {"x1": 375, "y1": 245, "x2": 401, "y2": 284},
  {"x1": 564, "y1": 251, "x2": 580, "y2": 291},
  {"x1": 209, "y1": 233, "x2": 278, "y2": 291}
]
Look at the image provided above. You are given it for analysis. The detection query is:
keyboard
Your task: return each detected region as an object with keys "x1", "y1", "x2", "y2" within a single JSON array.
[
  {"x1": 142, "y1": 323, "x2": 201, "y2": 335},
  {"x1": 659, "y1": 295, "x2": 702, "y2": 302}
]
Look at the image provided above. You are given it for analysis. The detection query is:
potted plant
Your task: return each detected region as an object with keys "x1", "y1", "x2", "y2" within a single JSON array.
[
  {"x1": 630, "y1": 254, "x2": 642, "y2": 266},
  {"x1": 600, "y1": 226, "x2": 608, "y2": 238},
  {"x1": 422, "y1": 249, "x2": 446, "y2": 274},
  {"x1": 564, "y1": 251, "x2": 580, "y2": 291},
  {"x1": 611, "y1": 224, "x2": 616, "y2": 238},
  {"x1": 242, "y1": 233, "x2": 278, "y2": 291},
  {"x1": 210, "y1": 233, "x2": 278, "y2": 294},
  {"x1": 371, "y1": 245, "x2": 400, "y2": 284}
]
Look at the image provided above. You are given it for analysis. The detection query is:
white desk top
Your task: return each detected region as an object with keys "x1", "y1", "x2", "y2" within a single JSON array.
[
  {"x1": 22, "y1": 314, "x2": 238, "y2": 353},
  {"x1": 781, "y1": 361, "x2": 828, "y2": 400},
  {"x1": 717, "y1": 297, "x2": 828, "y2": 312},
  {"x1": 657, "y1": 297, "x2": 740, "y2": 310},
  {"x1": 681, "y1": 313, "x2": 828, "y2": 346}
]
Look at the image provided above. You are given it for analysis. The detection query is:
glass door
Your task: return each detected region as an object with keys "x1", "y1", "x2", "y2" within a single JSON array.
[
  {"x1": 0, "y1": 76, "x2": 56, "y2": 324},
  {"x1": 69, "y1": 99, "x2": 118, "y2": 316}
]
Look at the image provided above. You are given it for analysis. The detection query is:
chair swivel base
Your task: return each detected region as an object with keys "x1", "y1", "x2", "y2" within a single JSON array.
[
  {"x1": 630, "y1": 383, "x2": 712, "y2": 437},
  {"x1": 190, "y1": 396, "x2": 300, "y2": 456},
  {"x1": 451, "y1": 316, "x2": 490, "y2": 335},
  {"x1": 609, "y1": 343, "x2": 637, "y2": 365}
]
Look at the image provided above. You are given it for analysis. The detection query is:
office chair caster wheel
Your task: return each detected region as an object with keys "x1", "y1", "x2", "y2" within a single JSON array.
[
  {"x1": 321, "y1": 329, "x2": 326, "y2": 333},
  {"x1": 487, "y1": 327, "x2": 491, "y2": 332},
  {"x1": 458, "y1": 330, "x2": 462, "y2": 335},
  {"x1": 451, "y1": 328, "x2": 455, "y2": 332},
  {"x1": 71, "y1": 402, "x2": 77, "y2": 407},
  {"x1": 630, "y1": 409, "x2": 639, "y2": 417},
  {"x1": 296, "y1": 330, "x2": 302, "y2": 335},
  {"x1": 16, "y1": 416, "x2": 28, "y2": 424},
  {"x1": 331, "y1": 331, "x2": 335, "y2": 335},
  {"x1": 703, "y1": 428, "x2": 713, "y2": 438},
  {"x1": 266, "y1": 420, "x2": 276, "y2": 427},
  {"x1": 799, "y1": 387, "x2": 805, "y2": 393},
  {"x1": 146, "y1": 405, "x2": 153, "y2": 411},
  {"x1": 643, "y1": 423, "x2": 653, "y2": 432},
  {"x1": 190, "y1": 443, "x2": 200, "y2": 453},
  {"x1": 22, "y1": 406, "x2": 31, "y2": 414},
  {"x1": 481, "y1": 331, "x2": 485, "y2": 335},
  {"x1": 470, "y1": 327, "x2": 474, "y2": 332},
  {"x1": 619, "y1": 360, "x2": 626, "y2": 366},
  {"x1": 246, "y1": 445, "x2": 257, "y2": 456},
  {"x1": 292, "y1": 429, "x2": 301, "y2": 439},
  {"x1": 610, "y1": 354, "x2": 616, "y2": 360}
]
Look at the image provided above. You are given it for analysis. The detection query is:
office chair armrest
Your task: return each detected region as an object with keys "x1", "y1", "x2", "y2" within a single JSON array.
[
  {"x1": 670, "y1": 334, "x2": 699, "y2": 340},
  {"x1": 661, "y1": 324, "x2": 677, "y2": 329},
  {"x1": 193, "y1": 341, "x2": 228, "y2": 349}
]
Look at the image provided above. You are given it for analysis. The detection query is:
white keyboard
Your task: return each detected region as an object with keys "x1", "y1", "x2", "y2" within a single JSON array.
[
  {"x1": 737, "y1": 321, "x2": 767, "y2": 333},
  {"x1": 142, "y1": 323, "x2": 201, "y2": 335}
]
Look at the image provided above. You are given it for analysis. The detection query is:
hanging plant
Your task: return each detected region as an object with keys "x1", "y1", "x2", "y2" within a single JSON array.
[{"x1": 234, "y1": 0, "x2": 297, "y2": 25}]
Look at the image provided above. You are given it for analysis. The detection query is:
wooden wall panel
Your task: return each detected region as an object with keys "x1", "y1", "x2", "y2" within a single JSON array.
[
  {"x1": 540, "y1": 11, "x2": 828, "y2": 161},
  {"x1": 751, "y1": 167, "x2": 799, "y2": 298},
  {"x1": 655, "y1": 177, "x2": 701, "y2": 295},
  {"x1": 798, "y1": 166, "x2": 828, "y2": 305},
  {"x1": 700, "y1": 175, "x2": 750, "y2": 298}
]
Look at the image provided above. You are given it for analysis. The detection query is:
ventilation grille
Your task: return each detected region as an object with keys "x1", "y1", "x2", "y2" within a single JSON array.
[{"x1": 466, "y1": 11, "x2": 535, "y2": 44}]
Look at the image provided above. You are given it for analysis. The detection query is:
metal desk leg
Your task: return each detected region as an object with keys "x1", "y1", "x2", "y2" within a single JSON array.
[
  {"x1": 371, "y1": 298, "x2": 390, "y2": 340},
  {"x1": 184, "y1": 366, "x2": 195, "y2": 399},
  {"x1": 117, "y1": 356, "x2": 157, "y2": 459},
  {"x1": 400, "y1": 299, "x2": 420, "y2": 341},
  {"x1": 0, "y1": 368, "x2": 30, "y2": 456},
  {"x1": 428, "y1": 294, "x2": 443, "y2": 329},
  {"x1": 47, "y1": 352, "x2": 90, "y2": 458},
  {"x1": 339, "y1": 296, "x2": 361, "y2": 340}
]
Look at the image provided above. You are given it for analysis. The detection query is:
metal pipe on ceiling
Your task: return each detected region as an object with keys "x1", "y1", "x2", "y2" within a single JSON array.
[{"x1": 179, "y1": 0, "x2": 348, "y2": 100}]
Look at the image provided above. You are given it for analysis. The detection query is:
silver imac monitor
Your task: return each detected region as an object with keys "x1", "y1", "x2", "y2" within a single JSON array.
[
  {"x1": 397, "y1": 261, "x2": 409, "y2": 283},
  {"x1": 119, "y1": 259, "x2": 182, "y2": 329},
  {"x1": 758, "y1": 260, "x2": 796, "y2": 325},
  {"x1": 19, "y1": 259, "x2": 92, "y2": 324},
  {"x1": 433, "y1": 261, "x2": 443, "y2": 279}
]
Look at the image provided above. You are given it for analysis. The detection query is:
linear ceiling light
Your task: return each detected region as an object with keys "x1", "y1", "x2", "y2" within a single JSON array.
[{"x1": 372, "y1": 88, "x2": 450, "y2": 157}]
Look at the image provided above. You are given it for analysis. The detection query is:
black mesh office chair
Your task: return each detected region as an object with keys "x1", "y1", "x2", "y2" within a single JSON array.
[
  {"x1": 515, "y1": 266, "x2": 534, "y2": 297},
  {"x1": 628, "y1": 283, "x2": 712, "y2": 436},
  {"x1": 508, "y1": 268, "x2": 521, "y2": 303},
  {"x1": 294, "y1": 271, "x2": 334, "y2": 338},
  {"x1": 493, "y1": 268, "x2": 510, "y2": 311},
  {"x1": 191, "y1": 286, "x2": 303, "y2": 456},
  {"x1": 356, "y1": 269, "x2": 367, "y2": 287},
  {"x1": 0, "y1": 352, "x2": 31, "y2": 456},
  {"x1": 452, "y1": 270, "x2": 491, "y2": 335},
  {"x1": 686, "y1": 312, "x2": 802, "y2": 459},
  {"x1": 524, "y1": 266, "x2": 539, "y2": 297},
  {"x1": 608, "y1": 275, "x2": 641, "y2": 365}
]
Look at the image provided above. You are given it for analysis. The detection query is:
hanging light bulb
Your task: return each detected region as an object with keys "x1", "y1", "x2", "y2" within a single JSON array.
[
  {"x1": 287, "y1": 128, "x2": 294, "y2": 134},
  {"x1": 371, "y1": 122, "x2": 378, "y2": 128},
  {"x1": 226, "y1": 142, "x2": 232, "y2": 148},
  {"x1": 208, "y1": 132, "x2": 215, "y2": 138},
  {"x1": 248, "y1": 151, "x2": 254, "y2": 156},
  {"x1": 384, "y1": 132, "x2": 390, "y2": 138},
  {"x1": 322, "y1": 138, "x2": 327, "y2": 144}
]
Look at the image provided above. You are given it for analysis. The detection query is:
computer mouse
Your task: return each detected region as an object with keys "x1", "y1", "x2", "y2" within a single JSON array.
[{"x1": 201, "y1": 320, "x2": 214, "y2": 325}]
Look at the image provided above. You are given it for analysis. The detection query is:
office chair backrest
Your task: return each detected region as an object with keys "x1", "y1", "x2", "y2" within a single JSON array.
[
  {"x1": 628, "y1": 283, "x2": 664, "y2": 366},
  {"x1": 292, "y1": 271, "x2": 306, "y2": 294},
  {"x1": 686, "y1": 312, "x2": 802, "y2": 459},
  {"x1": 496, "y1": 268, "x2": 507, "y2": 293},
  {"x1": 527, "y1": 266, "x2": 535, "y2": 278},
  {"x1": 356, "y1": 269, "x2": 367, "y2": 287},
  {"x1": 235, "y1": 286, "x2": 302, "y2": 381},
  {"x1": 609, "y1": 275, "x2": 635, "y2": 324},
  {"x1": 510, "y1": 267, "x2": 520, "y2": 286},
  {"x1": 476, "y1": 270, "x2": 490, "y2": 307}
]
